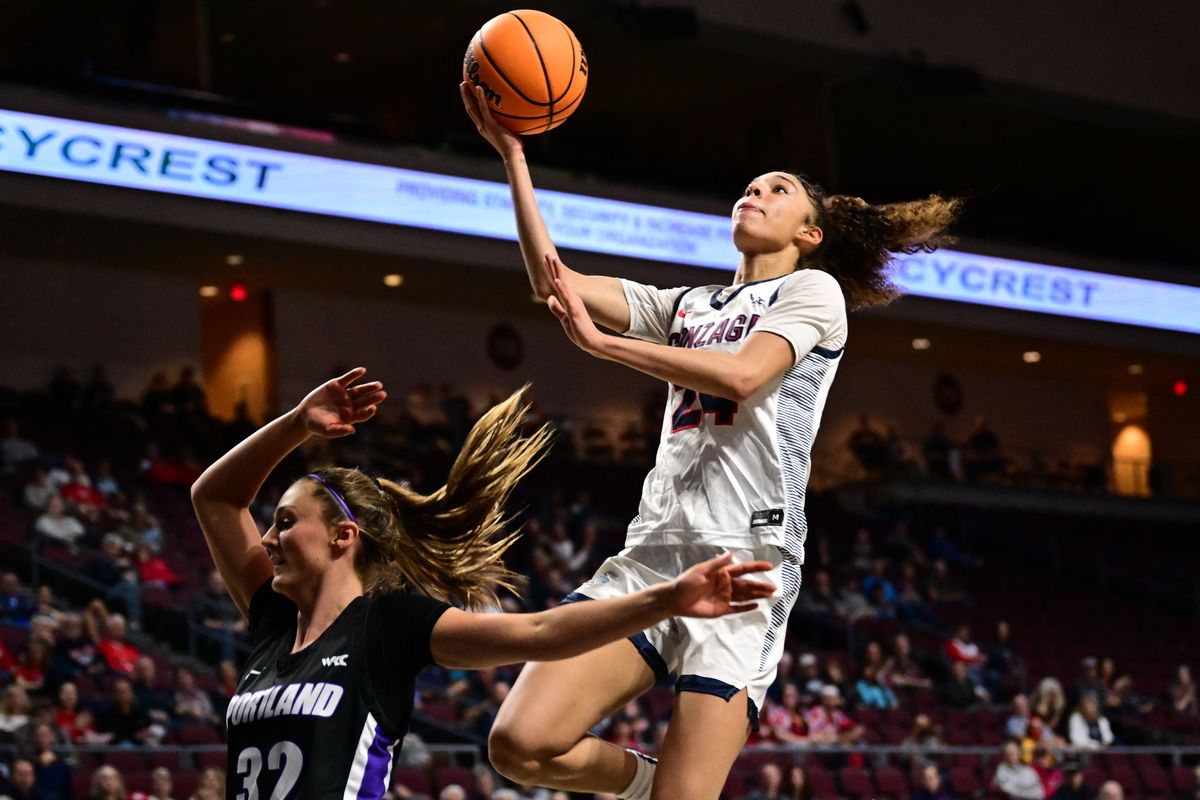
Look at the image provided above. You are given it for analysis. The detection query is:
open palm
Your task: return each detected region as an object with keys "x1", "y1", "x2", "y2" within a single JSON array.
[
  {"x1": 669, "y1": 552, "x2": 776, "y2": 618},
  {"x1": 297, "y1": 368, "x2": 387, "y2": 439}
]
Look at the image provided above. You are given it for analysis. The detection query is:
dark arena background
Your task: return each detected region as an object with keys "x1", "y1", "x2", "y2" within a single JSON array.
[{"x1": 1, "y1": 1, "x2": 1198, "y2": 799}]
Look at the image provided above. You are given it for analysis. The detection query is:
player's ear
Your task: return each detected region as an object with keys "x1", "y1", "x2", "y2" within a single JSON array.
[{"x1": 331, "y1": 521, "x2": 359, "y2": 551}]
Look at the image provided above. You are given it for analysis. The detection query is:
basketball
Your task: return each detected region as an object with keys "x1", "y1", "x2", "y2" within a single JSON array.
[{"x1": 463, "y1": 10, "x2": 588, "y2": 135}]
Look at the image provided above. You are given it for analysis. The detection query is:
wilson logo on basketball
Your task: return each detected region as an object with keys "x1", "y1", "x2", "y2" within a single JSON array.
[{"x1": 464, "y1": 49, "x2": 503, "y2": 108}]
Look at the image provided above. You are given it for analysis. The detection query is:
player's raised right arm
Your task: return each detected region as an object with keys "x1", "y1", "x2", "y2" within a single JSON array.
[
  {"x1": 461, "y1": 82, "x2": 631, "y2": 333},
  {"x1": 190, "y1": 369, "x2": 386, "y2": 618}
]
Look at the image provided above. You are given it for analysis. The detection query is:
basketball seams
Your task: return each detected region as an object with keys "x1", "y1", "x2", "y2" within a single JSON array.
[
  {"x1": 488, "y1": 87, "x2": 585, "y2": 121},
  {"x1": 551, "y1": 20, "x2": 577, "y2": 105},
  {"x1": 508, "y1": 11, "x2": 555, "y2": 131},
  {"x1": 476, "y1": 32, "x2": 549, "y2": 107}
]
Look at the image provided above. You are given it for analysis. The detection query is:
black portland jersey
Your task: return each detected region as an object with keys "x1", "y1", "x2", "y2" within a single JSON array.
[{"x1": 226, "y1": 581, "x2": 449, "y2": 799}]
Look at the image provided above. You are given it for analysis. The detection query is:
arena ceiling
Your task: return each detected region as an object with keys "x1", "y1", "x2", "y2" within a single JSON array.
[{"x1": 0, "y1": 0, "x2": 1197, "y2": 273}]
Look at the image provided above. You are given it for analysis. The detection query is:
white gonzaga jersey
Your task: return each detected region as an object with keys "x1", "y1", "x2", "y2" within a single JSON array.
[{"x1": 620, "y1": 269, "x2": 847, "y2": 560}]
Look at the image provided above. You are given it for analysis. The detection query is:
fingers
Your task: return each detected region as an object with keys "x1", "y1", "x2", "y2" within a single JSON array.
[
  {"x1": 725, "y1": 560, "x2": 774, "y2": 578},
  {"x1": 460, "y1": 82, "x2": 484, "y2": 127},
  {"x1": 348, "y1": 381, "x2": 384, "y2": 398},
  {"x1": 351, "y1": 389, "x2": 387, "y2": 408},
  {"x1": 351, "y1": 404, "x2": 380, "y2": 424},
  {"x1": 326, "y1": 423, "x2": 356, "y2": 438},
  {"x1": 726, "y1": 603, "x2": 760, "y2": 614},
  {"x1": 730, "y1": 579, "x2": 776, "y2": 599},
  {"x1": 699, "y1": 551, "x2": 735, "y2": 572},
  {"x1": 546, "y1": 295, "x2": 567, "y2": 320},
  {"x1": 334, "y1": 367, "x2": 367, "y2": 387}
]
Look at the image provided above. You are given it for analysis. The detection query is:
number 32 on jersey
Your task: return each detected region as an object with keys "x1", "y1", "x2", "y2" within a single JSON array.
[{"x1": 670, "y1": 386, "x2": 739, "y2": 433}]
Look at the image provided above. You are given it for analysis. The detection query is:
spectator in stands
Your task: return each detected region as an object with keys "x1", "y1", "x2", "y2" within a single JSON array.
[
  {"x1": 1031, "y1": 678, "x2": 1067, "y2": 735},
  {"x1": 97, "y1": 613, "x2": 141, "y2": 675},
  {"x1": 855, "y1": 662, "x2": 898, "y2": 709},
  {"x1": 0, "y1": 573, "x2": 34, "y2": 628},
  {"x1": 172, "y1": 665, "x2": 216, "y2": 725},
  {"x1": 21, "y1": 721, "x2": 72, "y2": 800},
  {"x1": 803, "y1": 685, "x2": 864, "y2": 745},
  {"x1": 0, "y1": 759, "x2": 38, "y2": 800},
  {"x1": 135, "y1": 544, "x2": 180, "y2": 589},
  {"x1": 965, "y1": 416, "x2": 1004, "y2": 482},
  {"x1": 739, "y1": 763, "x2": 784, "y2": 800},
  {"x1": 1006, "y1": 694, "x2": 1031, "y2": 739},
  {"x1": 93, "y1": 462, "x2": 120, "y2": 498},
  {"x1": 1049, "y1": 760, "x2": 1088, "y2": 800},
  {"x1": 861, "y1": 559, "x2": 899, "y2": 605},
  {"x1": 33, "y1": 586, "x2": 65, "y2": 629},
  {"x1": 901, "y1": 713, "x2": 945, "y2": 770},
  {"x1": 144, "y1": 767, "x2": 175, "y2": 800},
  {"x1": 986, "y1": 620, "x2": 1025, "y2": 699},
  {"x1": 132, "y1": 656, "x2": 172, "y2": 727},
  {"x1": 922, "y1": 421, "x2": 956, "y2": 480},
  {"x1": 140, "y1": 373, "x2": 174, "y2": 422},
  {"x1": 911, "y1": 764, "x2": 953, "y2": 800},
  {"x1": 926, "y1": 559, "x2": 966, "y2": 604},
  {"x1": 895, "y1": 562, "x2": 937, "y2": 625},
  {"x1": 850, "y1": 527, "x2": 874, "y2": 573},
  {"x1": 1068, "y1": 696, "x2": 1113, "y2": 749},
  {"x1": 834, "y1": 578, "x2": 875, "y2": 623},
  {"x1": 439, "y1": 787, "x2": 466, "y2": 800},
  {"x1": 797, "y1": 653, "x2": 825, "y2": 700},
  {"x1": 52, "y1": 682, "x2": 80, "y2": 733},
  {"x1": 86, "y1": 536, "x2": 142, "y2": 626},
  {"x1": 793, "y1": 570, "x2": 839, "y2": 646},
  {"x1": 60, "y1": 458, "x2": 105, "y2": 521},
  {"x1": 23, "y1": 467, "x2": 56, "y2": 512},
  {"x1": 1096, "y1": 781, "x2": 1123, "y2": 800},
  {"x1": 847, "y1": 414, "x2": 887, "y2": 477},
  {"x1": 1, "y1": 420, "x2": 39, "y2": 474},
  {"x1": 95, "y1": 676, "x2": 160, "y2": 745},
  {"x1": 945, "y1": 624, "x2": 986, "y2": 686},
  {"x1": 1170, "y1": 663, "x2": 1197, "y2": 713},
  {"x1": 194, "y1": 768, "x2": 225, "y2": 798},
  {"x1": 197, "y1": 570, "x2": 246, "y2": 662},
  {"x1": 924, "y1": 526, "x2": 978, "y2": 566},
  {"x1": 882, "y1": 632, "x2": 932, "y2": 692},
  {"x1": 86, "y1": 765, "x2": 127, "y2": 800},
  {"x1": 763, "y1": 682, "x2": 808, "y2": 744},
  {"x1": 993, "y1": 741, "x2": 1045, "y2": 800},
  {"x1": 52, "y1": 613, "x2": 103, "y2": 682},
  {"x1": 784, "y1": 766, "x2": 812, "y2": 800},
  {"x1": 33, "y1": 496, "x2": 85, "y2": 550},
  {"x1": 13, "y1": 639, "x2": 51, "y2": 696},
  {"x1": 0, "y1": 685, "x2": 31, "y2": 735},
  {"x1": 938, "y1": 662, "x2": 988, "y2": 709},
  {"x1": 172, "y1": 366, "x2": 208, "y2": 418},
  {"x1": 1075, "y1": 657, "x2": 1103, "y2": 703}
]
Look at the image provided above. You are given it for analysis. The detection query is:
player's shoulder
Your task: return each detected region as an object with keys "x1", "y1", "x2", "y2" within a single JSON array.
[{"x1": 782, "y1": 267, "x2": 842, "y2": 293}]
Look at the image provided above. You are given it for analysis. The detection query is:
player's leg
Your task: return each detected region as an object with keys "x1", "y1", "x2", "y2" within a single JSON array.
[
  {"x1": 488, "y1": 638, "x2": 658, "y2": 793},
  {"x1": 651, "y1": 689, "x2": 754, "y2": 800}
]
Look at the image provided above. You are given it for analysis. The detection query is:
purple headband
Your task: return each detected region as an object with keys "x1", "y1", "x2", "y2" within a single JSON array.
[{"x1": 307, "y1": 473, "x2": 357, "y2": 524}]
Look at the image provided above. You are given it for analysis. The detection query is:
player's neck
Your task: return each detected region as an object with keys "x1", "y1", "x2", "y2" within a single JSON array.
[
  {"x1": 290, "y1": 575, "x2": 364, "y2": 653},
  {"x1": 734, "y1": 251, "x2": 798, "y2": 285}
]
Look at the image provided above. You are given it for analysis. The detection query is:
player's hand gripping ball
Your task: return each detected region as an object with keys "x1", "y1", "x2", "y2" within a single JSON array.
[{"x1": 463, "y1": 9, "x2": 588, "y2": 135}]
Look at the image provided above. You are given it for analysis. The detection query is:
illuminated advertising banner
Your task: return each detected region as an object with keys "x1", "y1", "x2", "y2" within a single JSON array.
[{"x1": 1, "y1": 108, "x2": 1197, "y2": 334}]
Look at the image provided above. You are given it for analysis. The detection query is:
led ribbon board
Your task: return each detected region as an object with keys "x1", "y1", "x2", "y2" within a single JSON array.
[{"x1": 1, "y1": 108, "x2": 1197, "y2": 334}]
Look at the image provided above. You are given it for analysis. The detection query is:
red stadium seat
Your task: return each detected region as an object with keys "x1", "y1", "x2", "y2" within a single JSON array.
[
  {"x1": 433, "y1": 766, "x2": 474, "y2": 793},
  {"x1": 391, "y1": 766, "x2": 431, "y2": 795},
  {"x1": 948, "y1": 765, "x2": 981, "y2": 796},
  {"x1": 1107, "y1": 765, "x2": 1141, "y2": 795},
  {"x1": 1170, "y1": 765, "x2": 1197, "y2": 794},
  {"x1": 837, "y1": 767, "x2": 873, "y2": 799},
  {"x1": 178, "y1": 723, "x2": 222, "y2": 745},
  {"x1": 173, "y1": 770, "x2": 200, "y2": 799},
  {"x1": 722, "y1": 765, "x2": 749, "y2": 798},
  {"x1": 123, "y1": 770, "x2": 152, "y2": 792},
  {"x1": 1139, "y1": 764, "x2": 1171, "y2": 795},
  {"x1": 105, "y1": 751, "x2": 148, "y2": 774},
  {"x1": 873, "y1": 766, "x2": 909, "y2": 799},
  {"x1": 197, "y1": 750, "x2": 228, "y2": 769},
  {"x1": 805, "y1": 766, "x2": 837, "y2": 798}
]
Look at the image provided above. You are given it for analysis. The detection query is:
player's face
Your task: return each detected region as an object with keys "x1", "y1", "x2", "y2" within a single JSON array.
[
  {"x1": 731, "y1": 172, "x2": 820, "y2": 255},
  {"x1": 263, "y1": 482, "x2": 339, "y2": 594}
]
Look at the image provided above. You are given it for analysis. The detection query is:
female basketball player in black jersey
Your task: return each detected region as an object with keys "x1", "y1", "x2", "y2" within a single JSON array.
[{"x1": 191, "y1": 368, "x2": 775, "y2": 799}]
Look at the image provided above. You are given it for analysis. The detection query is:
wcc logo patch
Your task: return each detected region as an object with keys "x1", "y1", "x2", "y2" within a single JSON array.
[
  {"x1": 321, "y1": 654, "x2": 349, "y2": 667},
  {"x1": 750, "y1": 509, "x2": 784, "y2": 528}
]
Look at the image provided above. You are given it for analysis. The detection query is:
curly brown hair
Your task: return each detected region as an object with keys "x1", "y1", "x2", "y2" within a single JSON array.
[
  {"x1": 794, "y1": 174, "x2": 963, "y2": 310},
  {"x1": 306, "y1": 386, "x2": 553, "y2": 608}
]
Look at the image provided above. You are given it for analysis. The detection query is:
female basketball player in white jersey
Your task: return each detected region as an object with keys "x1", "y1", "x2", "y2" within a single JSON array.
[
  {"x1": 463, "y1": 83, "x2": 960, "y2": 800},
  {"x1": 191, "y1": 368, "x2": 775, "y2": 799}
]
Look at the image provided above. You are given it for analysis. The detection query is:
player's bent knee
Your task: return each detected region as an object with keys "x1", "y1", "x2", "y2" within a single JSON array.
[{"x1": 487, "y1": 723, "x2": 569, "y2": 782}]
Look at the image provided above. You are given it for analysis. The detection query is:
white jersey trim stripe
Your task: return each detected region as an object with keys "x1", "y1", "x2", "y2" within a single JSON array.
[{"x1": 343, "y1": 713, "x2": 378, "y2": 800}]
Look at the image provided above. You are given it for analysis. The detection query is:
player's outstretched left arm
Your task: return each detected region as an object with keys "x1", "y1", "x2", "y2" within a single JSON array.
[
  {"x1": 430, "y1": 552, "x2": 774, "y2": 669},
  {"x1": 543, "y1": 255, "x2": 795, "y2": 401}
]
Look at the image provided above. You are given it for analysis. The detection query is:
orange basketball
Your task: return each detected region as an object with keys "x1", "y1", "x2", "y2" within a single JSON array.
[{"x1": 463, "y1": 10, "x2": 588, "y2": 135}]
